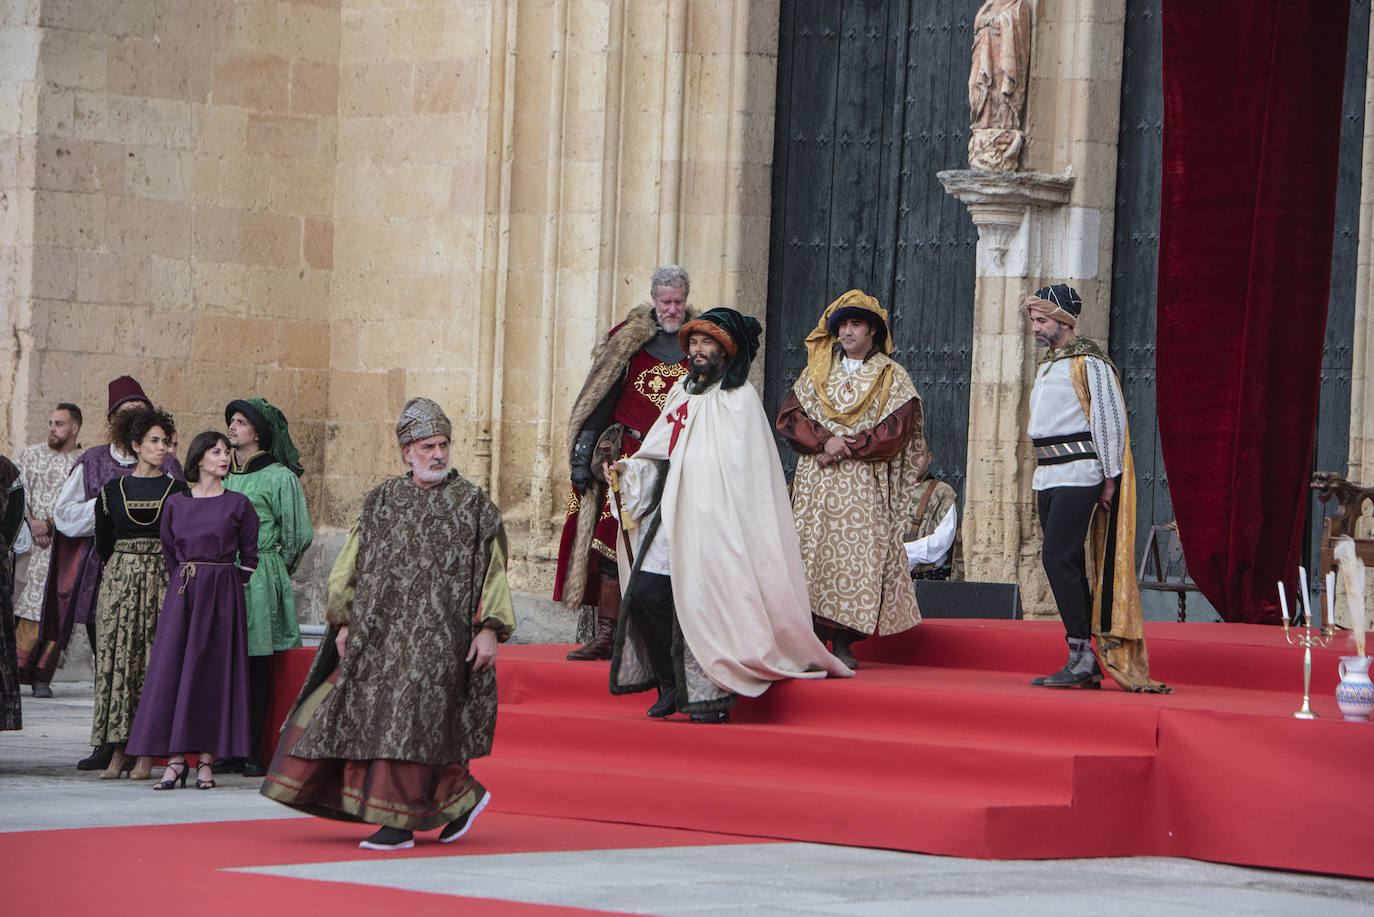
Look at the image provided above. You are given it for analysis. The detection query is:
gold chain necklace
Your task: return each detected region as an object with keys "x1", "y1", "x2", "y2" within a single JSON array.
[{"x1": 119, "y1": 474, "x2": 176, "y2": 527}]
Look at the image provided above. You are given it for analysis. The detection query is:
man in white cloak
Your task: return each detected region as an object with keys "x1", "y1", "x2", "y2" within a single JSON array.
[{"x1": 607, "y1": 307, "x2": 853, "y2": 723}]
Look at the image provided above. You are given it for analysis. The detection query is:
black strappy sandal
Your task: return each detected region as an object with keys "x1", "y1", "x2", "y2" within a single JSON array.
[
  {"x1": 195, "y1": 759, "x2": 216, "y2": 790},
  {"x1": 152, "y1": 761, "x2": 188, "y2": 790}
]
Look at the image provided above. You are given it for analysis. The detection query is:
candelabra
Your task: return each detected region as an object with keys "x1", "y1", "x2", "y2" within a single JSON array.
[
  {"x1": 1278, "y1": 569, "x2": 1335, "y2": 720},
  {"x1": 1282, "y1": 616, "x2": 1335, "y2": 719}
]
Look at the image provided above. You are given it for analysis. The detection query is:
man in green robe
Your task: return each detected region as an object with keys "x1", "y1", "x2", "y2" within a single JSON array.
[
  {"x1": 261, "y1": 397, "x2": 514, "y2": 851},
  {"x1": 224, "y1": 398, "x2": 314, "y2": 775}
]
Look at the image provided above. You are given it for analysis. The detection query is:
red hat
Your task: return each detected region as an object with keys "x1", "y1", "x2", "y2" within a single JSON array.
[{"x1": 107, "y1": 375, "x2": 151, "y2": 417}]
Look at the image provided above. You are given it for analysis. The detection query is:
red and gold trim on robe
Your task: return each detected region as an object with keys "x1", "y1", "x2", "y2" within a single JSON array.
[{"x1": 261, "y1": 672, "x2": 488, "y2": 831}]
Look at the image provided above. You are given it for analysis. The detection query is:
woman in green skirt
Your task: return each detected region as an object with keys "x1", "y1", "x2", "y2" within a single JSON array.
[{"x1": 91, "y1": 406, "x2": 188, "y2": 780}]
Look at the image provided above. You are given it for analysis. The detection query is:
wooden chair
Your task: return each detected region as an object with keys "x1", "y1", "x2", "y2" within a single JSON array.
[
  {"x1": 1137, "y1": 521, "x2": 1200, "y2": 622},
  {"x1": 1311, "y1": 472, "x2": 1374, "y2": 580}
]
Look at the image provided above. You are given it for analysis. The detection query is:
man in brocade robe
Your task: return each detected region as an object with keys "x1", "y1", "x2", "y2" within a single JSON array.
[
  {"x1": 777, "y1": 290, "x2": 925, "y2": 668},
  {"x1": 1024, "y1": 284, "x2": 1168, "y2": 693},
  {"x1": 44, "y1": 376, "x2": 183, "y2": 770},
  {"x1": 608, "y1": 308, "x2": 852, "y2": 723},
  {"x1": 14, "y1": 402, "x2": 82, "y2": 696},
  {"x1": 261, "y1": 398, "x2": 516, "y2": 851},
  {"x1": 554, "y1": 266, "x2": 694, "y2": 661},
  {"x1": 224, "y1": 397, "x2": 314, "y2": 776}
]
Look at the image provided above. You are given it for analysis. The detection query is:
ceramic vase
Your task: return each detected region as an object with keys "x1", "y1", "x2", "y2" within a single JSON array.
[{"x1": 1335, "y1": 656, "x2": 1374, "y2": 722}]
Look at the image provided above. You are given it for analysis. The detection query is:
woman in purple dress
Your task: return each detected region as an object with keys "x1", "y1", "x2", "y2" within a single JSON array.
[{"x1": 128, "y1": 432, "x2": 259, "y2": 790}]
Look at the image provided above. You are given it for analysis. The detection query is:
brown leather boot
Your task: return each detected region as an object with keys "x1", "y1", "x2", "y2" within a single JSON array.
[{"x1": 566, "y1": 578, "x2": 620, "y2": 661}]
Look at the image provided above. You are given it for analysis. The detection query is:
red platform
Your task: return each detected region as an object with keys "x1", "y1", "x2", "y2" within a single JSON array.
[{"x1": 270, "y1": 620, "x2": 1374, "y2": 878}]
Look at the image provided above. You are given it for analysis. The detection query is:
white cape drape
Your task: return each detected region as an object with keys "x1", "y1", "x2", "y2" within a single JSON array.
[{"x1": 617, "y1": 379, "x2": 852, "y2": 697}]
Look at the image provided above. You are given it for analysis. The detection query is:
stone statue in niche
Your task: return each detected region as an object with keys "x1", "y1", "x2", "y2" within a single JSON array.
[{"x1": 968, "y1": 0, "x2": 1032, "y2": 172}]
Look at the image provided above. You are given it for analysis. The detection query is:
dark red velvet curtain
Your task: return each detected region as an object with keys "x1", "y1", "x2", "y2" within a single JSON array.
[{"x1": 1157, "y1": 1, "x2": 1350, "y2": 624}]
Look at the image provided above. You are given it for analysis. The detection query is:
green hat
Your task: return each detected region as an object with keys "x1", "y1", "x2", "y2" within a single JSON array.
[{"x1": 226, "y1": 398, "x2": 304, "y2": 477}]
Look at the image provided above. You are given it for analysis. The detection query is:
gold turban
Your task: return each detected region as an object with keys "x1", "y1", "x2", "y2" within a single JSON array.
[{"x1": 803, "y1": 290, "x2": 896, "y2": 425}]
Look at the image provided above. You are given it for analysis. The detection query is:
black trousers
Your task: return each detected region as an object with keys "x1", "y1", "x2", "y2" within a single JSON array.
[
  {"x1": 625, "y1": 571, "x2": 675, "y2": 684},
  {"x1": 1036, "y1": 483, "x2": 1103, "y2": 641},
  {"x1": 247, "y1": 655, "x2": 272, "y2": 753}
]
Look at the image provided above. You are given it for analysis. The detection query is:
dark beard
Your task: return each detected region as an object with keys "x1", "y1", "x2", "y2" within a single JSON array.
[{"x1": 685, "y1": 353, "x2": 726, "y2": 393}]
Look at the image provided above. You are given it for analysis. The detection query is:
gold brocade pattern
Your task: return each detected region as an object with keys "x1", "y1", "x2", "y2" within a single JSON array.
[
  {"x1": 633, "y1": 363, "x2": 688, "y2": 408},
  {"x1": 14, "y1": 445, "x2": 78, "y2": 623},
  {"x1": 90, "y1": 539, "x2": 167, "y2": 745},
  {"x1": 791, "y1": 353, "x2": 923, "y2": 636}
]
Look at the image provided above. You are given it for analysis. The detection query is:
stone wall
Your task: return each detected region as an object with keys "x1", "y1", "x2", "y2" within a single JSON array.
[
  {"x1": 3, "y1": 0, "x2": 337, "y2": 513},
  {"x1": 320, "y1": 0, "x2": 780, "y2": 599},
  {"x1": 1, "y1": 0, "x2": 778, "y2": 610}
]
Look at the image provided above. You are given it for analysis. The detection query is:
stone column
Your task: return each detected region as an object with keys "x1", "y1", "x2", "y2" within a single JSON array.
[
  {"x1": 938, "y1": 170, "x2": 1075, "y2": 615},
  {"x1": 1349, "y1": 16, "x2": 1374, "y2": 484},
  {"x1": 0, "y1": 2, "x2": 42, "y2": 451},
  {"x1": 939, "y1": 1, "x2": 1126, "y2": 617}
]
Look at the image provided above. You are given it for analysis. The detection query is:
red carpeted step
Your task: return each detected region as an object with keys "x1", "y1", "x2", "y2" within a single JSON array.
[
  {"x1": 482, "y1": 757, "x2": 1012, "y2": 856},
  {"x1": 853, "y1": 619, "x2": 1353, "y2": 693},
  {"x1": 486, "y1": 648, "x2": 1165, "y2": 860},
  {"x1": 493, "y1": 705, "x2": 1087, "y2": 800},
  {"x1": 498, "y1": 651, "x2": 1162, "y2": 753},
  {"x1": 262, "y1": 627, "x2": 1374, "y2": 877}
]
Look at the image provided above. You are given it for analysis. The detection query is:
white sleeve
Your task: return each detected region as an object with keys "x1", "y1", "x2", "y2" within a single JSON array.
[
  {"x1": 12, "y1": 520, "x2": 32, "y2": 555},
  {"x1": 905, "y1": 504, "x2": 957, "y2": 570},
  {"x1": 1085, "y1": 357, "x2": 1127, "y2": 480},
  {"x1": 53, "y1": 465, "x2": 96, "y2": 538}
]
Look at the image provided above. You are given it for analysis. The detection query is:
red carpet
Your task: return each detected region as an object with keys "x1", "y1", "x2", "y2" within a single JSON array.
[
  {"x1": 464, "y1": 621, "x2": 1374, "y2": 879},
  {"x1": 2, "y1": 813, "x2": 773, "y2": 914}
]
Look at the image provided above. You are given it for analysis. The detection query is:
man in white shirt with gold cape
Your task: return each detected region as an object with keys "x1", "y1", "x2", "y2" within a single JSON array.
[{"x1": 607, "y1": 307, "x2": 853, "y2": 723}]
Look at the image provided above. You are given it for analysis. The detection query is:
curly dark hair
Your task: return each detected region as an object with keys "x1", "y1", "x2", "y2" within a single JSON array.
[
  {"x1": 111, "y1": 405, "x2": 176, "y2": 456},
  {"x1": 183, "y1": 431, "x2": 231, "y2": 483}
]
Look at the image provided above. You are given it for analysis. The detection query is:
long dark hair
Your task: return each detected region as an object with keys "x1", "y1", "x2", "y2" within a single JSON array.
[{"x1": 184, "y1": 431, "x2": 231, "y2": 483}]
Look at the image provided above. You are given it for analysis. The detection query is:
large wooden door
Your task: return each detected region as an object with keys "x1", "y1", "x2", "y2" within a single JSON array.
[{"x1": 765, "y1": 0, "x2": 977, "y2": 492}]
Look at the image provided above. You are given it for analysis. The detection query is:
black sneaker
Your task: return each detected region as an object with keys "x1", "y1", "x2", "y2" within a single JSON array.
[
  {"x1": 77, "y1": 744, "x2": 114, "y2": 771},
  {"x1": 359, "y1": 826, "x2": 414, "y2": 850},
  {"x1": 31, "y1": 681, "x2": 53, "y2": 698},
  {"x1": 438, "y1": 790, "x2": 491, "y2": 843},
  {"x1": 689, "y1": 710, "x2": 730, "y2": 724}
]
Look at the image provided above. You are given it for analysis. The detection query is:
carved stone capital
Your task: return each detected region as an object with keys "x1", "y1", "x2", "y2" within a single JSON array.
[{"x1": 937, "y1": 169, "x2": 1075, "y2": 276}]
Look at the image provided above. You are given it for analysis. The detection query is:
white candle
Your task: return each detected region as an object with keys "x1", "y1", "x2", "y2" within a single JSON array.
[
  {"x1": 1299, "y1": 566, "x2": 1313, "y2": 625},
  {"x1": 1326, "y1": 571, "x2": 1336, "y2": 630},
  {"x1": 1278, "y1": 581, "x2": 1290, "y2": 622}
]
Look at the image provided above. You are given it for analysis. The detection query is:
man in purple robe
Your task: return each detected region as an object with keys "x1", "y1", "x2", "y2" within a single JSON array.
[{"x1": 41, "y1": 375, "x2": 183, "y2": 770}]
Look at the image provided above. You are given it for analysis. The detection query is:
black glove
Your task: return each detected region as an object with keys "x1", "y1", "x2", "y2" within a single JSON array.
[{"x1": 570, "y1": 429, "x2": 598, "y2": 491}]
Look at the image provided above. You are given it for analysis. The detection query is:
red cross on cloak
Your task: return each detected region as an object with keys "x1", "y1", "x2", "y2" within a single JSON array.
[{"x1": 666, "y1": 401, "x2": 689, "y2": 454}]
